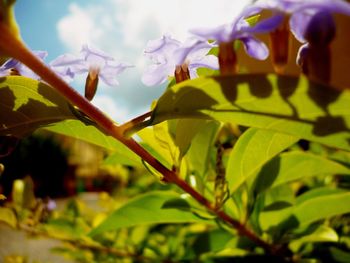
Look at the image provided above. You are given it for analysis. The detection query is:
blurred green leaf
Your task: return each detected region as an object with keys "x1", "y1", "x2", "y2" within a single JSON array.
[
  {"x1": 89, "y1": 191, "x2": 214, "y2": 236},
  {"x1": 44, "y1": 119, "x2": 142, "y2": 166},
  {"x1": 329, "y1": 247, "x2": 350, "y2": 263},
  {"x1": 289, "y1": 225, "x2": 338, "y2": 252},
  {"x1": 253, "y1": 152, "x2": 350, "y2": 195},
  {"x1": 0, "y1": 207, "x2": 17, "y2": 228},
  {"x1": 0, "y1": 0, "x2": 21, "y2": 62},
  {"x1": 192, "y1": 229, "x2": 234, "y2": 256},
  {"x1": 149, "y1": 74, "x2": 350, "y2": 151},
  {"x1": 45, "y1": 214, "x2": 93, "y2": 241},
  {"x1": 0, "y1": 76, "x2": 75, "y2": 137},
  {"x1": 226, "y1": 128, "x2": 298, "y2": 193},
  {"x1": 260, "y1": 188, "x2": 350, "y2": 231}
]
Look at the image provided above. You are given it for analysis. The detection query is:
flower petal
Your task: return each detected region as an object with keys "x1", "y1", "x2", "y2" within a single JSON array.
[
  {"x1": 81, "y1": 44, "x2": 114, "y2": 61},
  {"x1": 142, "y1": 63, "x2": 174, "y2": 86},
  {"x1": 297, "y1": 0, "x2": 350, "y2": 16},
  {"x1": 296, "y1": 43, "x2": 309, "y2": 67},
  {"x1": 173, "y1": 38, "x2": 215, "y2": 65},
  {"x1": 189, "y1": 55, "x2": 219, "y2": 71},
  {"x1": 144, "y1": 35, "x2": 180, "y2": 63},
  {"x1": 290, "y1": 11, "x2": 314, "y2": 43},
  {"x1": 50, "y1": 54, "x2": 82, "y2": 67},
  {"x1": 245, "y1": 13, "x2": 284, "y2": 34},
  {"x1": 0, "y1": 58, "x2": 19, "y2": 70},
  {"x1": 99, "y1": 62, "x2": 134, "y2": 86},
  {"x1": 240, "y1": 36, "x2": 269, "y2": 60},
  {"x1": 190, "y1": 24, "x2": 232, "y2": 42}
]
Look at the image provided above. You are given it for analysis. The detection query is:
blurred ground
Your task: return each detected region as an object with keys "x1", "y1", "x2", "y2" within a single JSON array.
[{"x1": 0, "y1": 222, "x2": 74, "y2": 263}]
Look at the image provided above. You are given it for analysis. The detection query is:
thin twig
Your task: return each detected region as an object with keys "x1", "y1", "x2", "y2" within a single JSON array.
[{"x1": 119, "y1": 111, "x2": 152, "y2": 136}]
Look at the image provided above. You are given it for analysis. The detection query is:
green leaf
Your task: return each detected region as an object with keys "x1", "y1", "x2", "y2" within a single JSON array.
[
  {"x1": 153, "y1": 121, "x2": 179, "y2": 165},
  {"x1": 186, "y1": 121, "x2": 220, "y2": 177},
  {"x1": 289, "y1": 225, "x2": 339, "y2": 252},
  {"x1": 0, "y1": 207, "x2": 17, "y2": 228},
  {"x1": 89, "y1": 191, "x2": 214, "y2": 236},
  {"x1": 161, "y1": 197, "x2": 191, "y2": 211},
  {"x1": 329, "y1": 247, "x2": 350, "y2": 263},
  {"x1": 137, "y1": 126, "x2": 174, "y2": 169},
  {"x1": 253, "y1": 152, "x2": 350, "y2": 195},
  {"x1": 293, "y1": 191, "x2": 350, "y2": 225},
  {"x1": 226, "y1": 128, "x2": 298, "y2": 193},
  {"x1": 174, "y1": 119, "x2": 209, "y2": 159},
  {"x1": 260, "y1": 189, "x2": 350, "y2": 231},
  {"x1": 44, "y1": 119, "x2": 142, "y2": 166},
  {"x1": 192, "y1": 229, "x2": 234, "y2": 255},
  {"x1": 0, "y1": 76, "x2": 76, "y2": 137},
  {"x1": 149, "y1": 74, "x2": 350, "y2": 151},
  {"x1": 0, "y1": 0, "x2": 21, "y2": 62},
  {"x1": 102, "y1": 151, "x2": 141, "y2": 167}
]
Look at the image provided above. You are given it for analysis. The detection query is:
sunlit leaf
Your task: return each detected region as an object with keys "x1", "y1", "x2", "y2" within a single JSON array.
[
  {"x1": 174, "y1": 119, "x2": 210, "y2": 159},
  {"x1": 253, "y1": 151, "x2": 350, "y2": 195},
  {"x1": 260, "y1": 188, "x2": 350, "y2": 231},
  {"x1": 226, "y1": 128, "x2": 298, "y2": 193},
  {"x1": 44, "y1": 119, "x2": 142, "y2": 166},
  {"x1": 149, "y1": 74, "x2": 350, "y2": 151},
  {"x1": 186, "y1": 121, "x2": 220, "y2": 177},
  {"x1": 89, "y1": 191, "x2": 214, "y2": 236},
  {"x1": 0, "y1": 76, "x2": 75, "y2": 137},
  {"x1": 153, "y1": 121, "x2": 179, "y2": 165}
]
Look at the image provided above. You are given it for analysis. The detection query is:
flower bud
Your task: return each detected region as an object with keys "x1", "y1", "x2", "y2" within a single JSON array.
[
  {"x1": 269, "y1": 17, "x2": 290, "y2": 74},
  {"x1": 84, "y1": 71, "x2": 99, "y2": 101},
  {"x1": 174, "y1": 64, "x2": 190, "y2": 83},
  {"x1": 218, "y1": 41, "x2": 237, "y2": 75}
]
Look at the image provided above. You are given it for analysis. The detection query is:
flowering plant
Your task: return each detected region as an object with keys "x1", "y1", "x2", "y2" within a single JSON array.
[{"x1": 1, "y1": 0, "x2": 350, "y2": 262}]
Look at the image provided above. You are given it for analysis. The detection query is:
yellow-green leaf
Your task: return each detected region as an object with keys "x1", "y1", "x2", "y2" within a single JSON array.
[{"x1": 149, "y1": 74, "x2": 350, "y2": 151}]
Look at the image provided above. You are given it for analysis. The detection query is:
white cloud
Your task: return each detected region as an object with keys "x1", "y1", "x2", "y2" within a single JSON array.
[
  {"x1": 92, "y1": 95, "x2": 130, "y2": 123},
  {"x1": 57, "y1": 0, "x2": 252, "y2": 53},
  {"x1": 113, "y1": 0, "x2": 252, "y2": 48},
  {"x1": 56, "y1": 0, "x2": 252, "y2": 118},
  {"x1": 57, "y1": 3, "x2": 117, "y2": 54}
]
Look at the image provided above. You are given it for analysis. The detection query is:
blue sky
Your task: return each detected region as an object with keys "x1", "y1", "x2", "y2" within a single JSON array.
[{"x1": 14, "y1": 0, "x2": 251, "y2": 122}]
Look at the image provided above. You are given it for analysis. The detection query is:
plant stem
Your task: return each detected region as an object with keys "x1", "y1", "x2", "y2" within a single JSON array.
[
  {"x1": 0, "y1": 25, "x2": 280, "y2": 255},
  {"x1": 119, "y1": 111, "x2": 152, "y2": 136}
]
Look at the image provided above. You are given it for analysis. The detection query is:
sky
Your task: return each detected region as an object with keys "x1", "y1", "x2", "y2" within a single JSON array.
[{"x1": 14, "y1": 0, "x2": 252, "y2": 123}]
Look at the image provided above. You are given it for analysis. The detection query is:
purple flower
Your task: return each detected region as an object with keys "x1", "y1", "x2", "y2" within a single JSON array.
[
  {"x1": 46, "y1": 199, "x2": 57, "y2": 211},
  {"x1": 189, "y1": 5, "x2": 283, "y2": 61},
  {"x1": 0, "y1": 51, "x2": 47, "y2": 79},
  {"x1": 254, "y1": 0, "x2": 350, "y2": 43},
  {"x1": 141, "y1": 35, "x2": 218, "y2": 86},
  {"x1": 50, "y1": 45, "x2": 133, "y2": 86}
]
